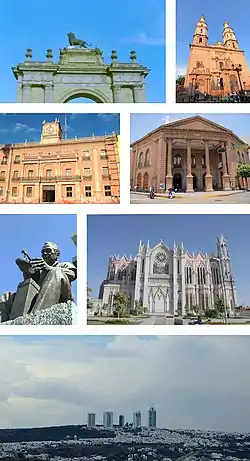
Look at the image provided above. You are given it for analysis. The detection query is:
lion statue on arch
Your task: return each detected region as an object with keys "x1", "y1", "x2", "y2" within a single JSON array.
[{"x1": 67, "y1": 32, "x2": 92, "y2": 48}]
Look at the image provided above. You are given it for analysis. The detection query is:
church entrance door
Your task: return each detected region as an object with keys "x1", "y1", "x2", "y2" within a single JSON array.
[{"x1": 154, "y1": 291, "x2": 165, "y2": 313}]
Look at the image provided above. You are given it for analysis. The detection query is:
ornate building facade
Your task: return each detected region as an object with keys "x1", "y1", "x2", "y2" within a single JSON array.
[
  {"x1": 184, "y1": 16, "x2": 250, "y2": 96},
  {"x1": 0, "y1": 120, "x2": 120, "y2": 204},
  {"x1": 99, "y1": 236, "x2": 237, "y2": 316},
  {"x1": 130, "y1": 116, "x2": 250, "y2": 193}
]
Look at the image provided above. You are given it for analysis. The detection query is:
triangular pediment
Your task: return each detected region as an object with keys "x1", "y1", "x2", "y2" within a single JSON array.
[{"x1": 164, "y1": 116, "x2": 232, "y2": 133}]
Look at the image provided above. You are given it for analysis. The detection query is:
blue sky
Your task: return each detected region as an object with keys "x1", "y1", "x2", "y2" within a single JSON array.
[
  {"x1": 87, "y1": 214, "x2": 250, "y2": 304},
  {"x1": 0, "y1": 214, "x2": 77, "y2": 299},
  {"x1": 0, "y1": 114, "x2": 120, "y2": 144},
  {"x1": 177, "y1": 0, "x2": 250, "y2": 75},
  {"x1": 1, "y1": 0, "x2": 165, "y2": 103},
  {"x1": 130, "y1": 114, "x2": 250, "y2": 144}
]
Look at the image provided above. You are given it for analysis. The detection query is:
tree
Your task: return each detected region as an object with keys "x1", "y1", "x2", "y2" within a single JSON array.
[
  {"x1": 176, "y1": 75, "x2": 185, "y2": 85},
  {"x1": 112, "y1": 292, "x2": 129, "y2": 318},
  {"x1": 87, "y1": 284, "x2": 93, "y2": 309},
  {"x1": 237, "y1": 163, "x2": 250, "y2": 179},
  {"x1": 214, "y1": 296, "x2": 227, "y2": 323}
]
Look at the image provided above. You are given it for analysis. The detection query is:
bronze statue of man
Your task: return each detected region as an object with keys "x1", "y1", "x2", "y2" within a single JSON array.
[{"x1": 0, "y1": 242, "x2": 77, "y2": 322}]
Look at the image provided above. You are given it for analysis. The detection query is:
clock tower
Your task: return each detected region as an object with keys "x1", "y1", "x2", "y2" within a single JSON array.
[{"x1": 40, "y1": 119, "x2": 63, "y2": 144}]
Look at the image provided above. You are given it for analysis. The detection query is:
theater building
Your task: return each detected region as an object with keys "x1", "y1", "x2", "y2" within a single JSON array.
[
  {"x1": 130, "y1": 116, "x2": 250, "y2": 193},
  {"x1": 184, "y1": 16, "x2": 250, "y2": 97},
  {"x1": 0, "y1": 120, "x2": 120, "y2": 204}
]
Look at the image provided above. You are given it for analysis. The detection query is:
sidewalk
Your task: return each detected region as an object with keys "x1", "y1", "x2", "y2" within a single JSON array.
[{"x1": 134, "y1": 190, "x2": 247, "y2": 200}]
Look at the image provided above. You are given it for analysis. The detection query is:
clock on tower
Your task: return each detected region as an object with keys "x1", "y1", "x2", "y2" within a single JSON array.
[{"x1": 41, "y1": 119, "x2": 63, "y2": 144}]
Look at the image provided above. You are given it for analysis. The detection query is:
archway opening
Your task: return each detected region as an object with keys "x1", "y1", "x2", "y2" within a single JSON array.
[
  {"x1": 137, "y1": 173, "x2": 142, "y2": 189},
  {"x1": 192, "y1": 173, "x2": 197, "y2": 190},
  {"x1": 66, "y1": 97, "x2": 97, "y2": 104},
  {"x1": 173, "y1": 173, "x2": 182, "y2": 190},
  {"x1": 154, "y1": 291, "x2": 165, "y2": 313}
]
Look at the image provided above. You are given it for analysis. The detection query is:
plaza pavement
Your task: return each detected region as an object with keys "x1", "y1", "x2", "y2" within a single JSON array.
[{"x1": 130, "y1": 191, "x2": 250, "y2": 204}]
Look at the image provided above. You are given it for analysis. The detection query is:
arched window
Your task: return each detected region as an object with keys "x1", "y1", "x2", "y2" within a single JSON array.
[
  {"x1": 138, "y1": 152, "x2": 143, "y2": 168},
  {"x1": 117, "y1": 270, "x2": 122, "y2": 281},
  {"x1": 197, "y1": 266, "x2": 206, "y2": 285},
  {"x1": 185, "y1": 266, "x2": 192, "y2": 284},
  {"x1": 144, "y1": 149, "x2": 150, "y2": 166},
  {"x1": 199, "y1": 37, "x2": 203, "y2": 43},
  {"x1": 174, "y1": 155, "x2": 182, "y2": 166},
  {"x1": 131, "y1": 268, "x2": 136, "y2": 281},
  {"x1": 191, "y1": 155, "x2": 196, "y2": 167}
]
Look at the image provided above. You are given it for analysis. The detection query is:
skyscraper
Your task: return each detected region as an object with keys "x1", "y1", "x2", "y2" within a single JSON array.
[
  {"x1": 87, "y1": 413, "x2": 96, "y2": 428},
  {"x1": 103, "y1": 411, "x2": 113, "y2": 428},
  {"x1": 133, "y1": 411, "x2": 142, "y2": 428},
  {"x1": 119, "y1": 414, "x2": 125, "y2": 427},
  {"x1": 148, "y1": 407, "x2": 156, "y2": 427}
]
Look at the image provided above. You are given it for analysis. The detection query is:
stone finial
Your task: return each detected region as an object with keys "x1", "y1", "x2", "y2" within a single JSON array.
[
  {"x1": 25, "y1": 48, "x2": 33, "y2": 60},
  {"x1": 46, "y1": 49, "x2": 53, "y2": 61},
  {"x1": 111, "y1": 50, "x2": 118, "y2": 62},
  {"x1": 130, "y1": 50, "x2": 137, "y2": 62}
]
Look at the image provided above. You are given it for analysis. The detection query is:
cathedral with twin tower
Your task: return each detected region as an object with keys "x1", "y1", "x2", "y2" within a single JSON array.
[
  {"x1": 184, "y1": 16, "x2": 250, "y2": 95},
  {"x1": 99, "y1": 236, "x2": 237, "y2": 315}
]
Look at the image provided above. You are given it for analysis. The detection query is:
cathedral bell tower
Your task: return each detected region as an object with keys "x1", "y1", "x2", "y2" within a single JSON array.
[
  {"x1": 223, "y1": 22, "x2": 239, "y2": 49},
  {"x1": 193, "y1": 15, "x2": 208, "y2": 46}
]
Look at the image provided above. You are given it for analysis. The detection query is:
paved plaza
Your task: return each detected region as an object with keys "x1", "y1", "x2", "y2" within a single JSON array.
[{"x1": 130, "y1": 191, "x2": 250, "y2": 204}]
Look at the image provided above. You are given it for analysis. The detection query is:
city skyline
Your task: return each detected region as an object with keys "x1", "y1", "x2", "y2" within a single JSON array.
[
  {"x1": 87, "y1": 214, "x2": 250, "y2": 304},
  {"x1": 87, "y1": 407, "x2": 156, "y2": 427},
  {"x1": 0, "y1": 335, "x2": 249, "y2": 433}
]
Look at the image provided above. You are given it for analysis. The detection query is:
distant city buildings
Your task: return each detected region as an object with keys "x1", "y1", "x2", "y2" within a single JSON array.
[
  {"x1": 103, "y1": 411, "x2": 114, "y2": 428},
  {"x1": 88, "y1": 407, "x2": 157, "y2": 428},
  {"x1": 133, "y1": 411, "x2": 142, "y2": 428},
  {"x1": 87, "y1": 413, "x2": 96, "y2": 428},
  {"x1": 119, "y1": 414, "x2": 125, "y2": 427},
  {"x1": 148, "y1": 407, "x2": 157, "y2": 427}
]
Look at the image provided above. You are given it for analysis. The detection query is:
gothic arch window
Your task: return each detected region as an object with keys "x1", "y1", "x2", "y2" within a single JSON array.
[
  {"x1": 117, "y1": 270, "x2": 122, "y2": 281},
  {"x1": 191, "y1": 155, "x2": 196, "y2": 167},
  {"x1": 185, "y1": 266, "x2": 192, "y2": 284},
  {"x1": 144, "y1": 149, "x2": 150, "y2": 166},
  {"x1": 198, "y1": 266, "x2": 206, "y2": 285},
  {"x1": 110, "y1": 264, "x2": 115, "y2": 280},
  {"x1": 138, "y1": 152, "x2": 143, "y2": 168},
  {"x1": 131, "y1": 268, "x2": 136, "y2": 281},
  {"x1": 174, "y1": 155, "x2": 182, "y2": 166},
  {"x1": 122, "y1": 267, "x2": 127, "y2": 278}
]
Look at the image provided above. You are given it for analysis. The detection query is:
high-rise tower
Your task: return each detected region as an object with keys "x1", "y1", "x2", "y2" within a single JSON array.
[
  {"x1": 148, "y1": 406, "x2": 157, "y2": 427},
  {"x1": 193, "y1": 15, "x2": 208, "y2": 46},
  {"x1": 223, "y1": 21, "x2": 239, "y2": 49}
]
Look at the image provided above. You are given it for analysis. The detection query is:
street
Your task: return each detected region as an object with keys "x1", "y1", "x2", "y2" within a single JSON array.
[{"x1": 130, "y1": 191, "x2": 250, "y2": 204}]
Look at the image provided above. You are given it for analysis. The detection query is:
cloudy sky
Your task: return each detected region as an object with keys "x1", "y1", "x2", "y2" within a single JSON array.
[{"x1": 0, "y1": 335, "x2": 249, "y2": 433}]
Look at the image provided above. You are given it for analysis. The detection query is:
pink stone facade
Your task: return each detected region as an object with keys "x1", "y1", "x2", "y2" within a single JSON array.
[{"x1": 130, "y1": 116, "x2": 250, "y2": 193}]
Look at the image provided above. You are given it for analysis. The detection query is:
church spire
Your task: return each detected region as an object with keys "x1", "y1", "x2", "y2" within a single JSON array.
[
  {"x1": 223, "y1": 21, "x2": 239, "y2": 49},
  {"x1": 193, "y1": 15, "x2": 208, "y2": 46}
]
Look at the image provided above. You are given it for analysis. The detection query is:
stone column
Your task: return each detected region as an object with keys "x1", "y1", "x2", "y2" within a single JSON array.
[
  {"x1": 181, "y1": 256, "x2": 186, "y2": 316},
  {"x1": 17, "y1": 77, "x2": 23, "y2": 103},
  {"x1": 173, "y1": 254, "x2": 178, "y2": 315},
  {"x1": 204, "y1": 140, "x2": 213, "y2": 191},
  {"x1": 186, "y1": 139, "x2": 194, "y2": 192},
  {"x1": 143, "y1": 252, "x2": 150, "y2": 308},
  {"x1": 222, "y1": 142, "x2": 231, "y2": 191},
  {"x1": 112, "y1": 86, "x2": 123, "y2": 103},
  {"x1": 22, "y1": 84, "x2": 32, "y2": 102},
  {"x1": 151, "y1": 141, "x2": 158, "y2": 189},
  {"x1": 133, "y1": 85, "x2": 146, "y2": 103},
  {"x1": 165, "y1": 138, "x2": 173, "y2": 189},
  {"x1": 44, "y1": 84, "x2": 54, "y2": 103}
]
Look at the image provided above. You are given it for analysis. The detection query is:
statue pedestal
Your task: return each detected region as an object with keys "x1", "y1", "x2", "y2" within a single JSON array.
[{"x1": 9, "y1": 278, "x2": 40, "y2": 320}]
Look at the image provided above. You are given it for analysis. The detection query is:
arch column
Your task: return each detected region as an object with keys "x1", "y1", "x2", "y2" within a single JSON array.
[
  {"x1": 204, "y1": 140, "x2": 213, "y2": 191},
  {"x1": 186, "y1": 139, "x2": 194, "y2": 192},
  {"x1": 22, "y1": 84, "x2": 32, "y2": 102},
  {"x1": 222, "y1": 141, "x2": 231, "y2": 190},
  {"x1": 165, "y1": 138, "x2": 173, "y2": 189},
  {"x1": 133, "y1": 85, "x2": 146, "y2": 102},
  {"x1": 112, "y1": 86, "x2": 123, "y2": 103},
  {"x1": 44, "y1": 84, "x2": 54, "y2": 103}
]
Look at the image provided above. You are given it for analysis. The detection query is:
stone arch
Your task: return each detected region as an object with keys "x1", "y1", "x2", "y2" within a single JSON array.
[
  {"x1": 59, "y1": 88, "x2": 112, "y2": 103},
  {"x1": 229, "y1": 74, "x2": 238, "y2": 92},
  {"x1": 61, "y1": 162, "x2": 75, "y2": 176},
  {"x1": 153, "y1": 286, "x2": 165, "y2": 313},
  {"x1": 143, "y1": 172, "x2": 149, "y2": 190},
  {"x1": 197, "y1": 79, "x2": 205, "y2": 93},
  {"x1": 23, "y1": 164, "x2": 38, "y2": 176},
  {"x1": 40, "y1": 163, "x2": 56, "y2": 177},
  {"x1": 144, "y1": 149, "x2": 150, "y2": 166},
  {"x1": 173, "y1": 173, "x2": 182, "y2": 190},
  {"x1": 138, "y1": 152, "x2": 143, "y2": 168},
  {"x1": 137, "y1": 173, "x2": 142, "y2": 188}
]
